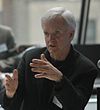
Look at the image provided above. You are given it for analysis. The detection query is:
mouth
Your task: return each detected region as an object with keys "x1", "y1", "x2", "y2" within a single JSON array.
[
  {"x1": 48, "y1": 45, "x2": 57, "y2": 52},
  {"x1": 49, "y1": 44, "x2": 56, "y2": 48}
]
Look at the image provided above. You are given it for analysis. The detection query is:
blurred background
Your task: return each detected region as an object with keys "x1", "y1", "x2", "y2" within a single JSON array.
[
  {"x1": 0, "y1": 0, "x2": 100, "y2": 110},
  {"x1": 0, "y1": 0, "x2": 100, "y2": 46}
]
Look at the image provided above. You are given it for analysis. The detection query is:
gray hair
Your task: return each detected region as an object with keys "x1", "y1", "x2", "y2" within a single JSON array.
[{"x1": 41, "y1": 7, "x2": 76, "y2": 31}]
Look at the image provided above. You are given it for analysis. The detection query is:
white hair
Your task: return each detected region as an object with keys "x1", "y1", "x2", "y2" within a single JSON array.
[{"x1": 41, "y1": 7, "x2": 76, "y2": 31}]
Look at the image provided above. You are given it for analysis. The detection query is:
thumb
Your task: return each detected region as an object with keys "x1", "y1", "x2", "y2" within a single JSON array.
[
  {"x1": 12, "y1": 69, "x2": 18, "y2": 80},
  {"x1": 41, "y1": 54, "x2": 48, "y2": 61}
]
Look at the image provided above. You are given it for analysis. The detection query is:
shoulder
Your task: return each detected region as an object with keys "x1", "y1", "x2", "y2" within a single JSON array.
[
  {"x1": 71, "y1": 49, "x2": 98, "y2": 80},
  {"x1": 0, "y1": 25, "x2": 12, "y2": 32},
  {"x1": 73, "y1": 48, "x2": 98, "y2": 74},
  {"x1": 23, "y1": 46, "x2": 47, "y2": 60}
]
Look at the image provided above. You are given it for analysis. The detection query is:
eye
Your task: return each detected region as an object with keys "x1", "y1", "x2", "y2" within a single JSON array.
[
  {"x1": 56, "y1": 30, "x2": 60, "y2": 34},
  {"x1": 44, "y1": 32, "x2": 49, "y2": 36},
  {"x1": 54, "y1": 30, "x2": 61, "y2": 36}
]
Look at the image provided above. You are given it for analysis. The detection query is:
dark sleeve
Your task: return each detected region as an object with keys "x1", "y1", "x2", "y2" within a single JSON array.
[
  {"x1": 54, "y1": 67, "x2": 98, "y2": 110},
  {"x1": 2, "y1": 54, "x2": 26, "y2": 110}
]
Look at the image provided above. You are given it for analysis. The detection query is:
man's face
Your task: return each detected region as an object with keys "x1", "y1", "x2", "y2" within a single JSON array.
[{"x1": 42, "y1": 16, "x2": 73, "y2": 59}]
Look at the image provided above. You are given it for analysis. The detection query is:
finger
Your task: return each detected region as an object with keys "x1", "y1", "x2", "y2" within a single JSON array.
[
  {"x1": 12, "y1": 69, "x2": 18, "y2": 80},
  {"x1": 31, "y1": 65, "x2": 49, "y2": 73},
  {"x1": 34, "y1": 73, "x2": 47, "y2": 78},
  {"x1": 30, "y1": 62, "x2": 47, "y2": 67},
  {"x1": 30, "y1": 63, "x2": 41, "y2": 67},
  {"x1": 41, "y1": 54, "x2": 48, "y2": 61},
  {"x1": 5, "y1": 74, "x2": 12, "y2": 81},
  {"x1": 31, "y1": 68, "x2": 45, "y2": 73},
  {"x1": 32, "y1": 59, "x2": 46, "y2": 65},
  {"x1": 4, "y1": 79, "x2": 12, "y2": 88}
]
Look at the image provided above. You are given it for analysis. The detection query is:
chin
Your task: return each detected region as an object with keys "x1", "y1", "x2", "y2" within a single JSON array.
[
  {"x1": 49, "y1": 50, "x2": 58, "y2": 59},
  {"x1": 49, "y1": 50, "x2": 54, "y2": 55},
  {"x1": 49, "y1": 48, "x2": 56, "y2": 53}
]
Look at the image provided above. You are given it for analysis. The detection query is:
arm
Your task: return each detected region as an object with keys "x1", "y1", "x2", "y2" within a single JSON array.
[
  {"x1": 54, "y1": 68, "x2": 97, "y2": 110},
  {"x1": 3, "y1": 55, "x2": 25, "y2": 110},
  {"x1": 30, "y1": 54, "x2": 98, "y2": 110}
]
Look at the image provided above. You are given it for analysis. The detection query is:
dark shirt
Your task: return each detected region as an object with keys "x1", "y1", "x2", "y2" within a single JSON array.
[{"x1": 3, "y1": 45, "x2": 98, "y2": 110}]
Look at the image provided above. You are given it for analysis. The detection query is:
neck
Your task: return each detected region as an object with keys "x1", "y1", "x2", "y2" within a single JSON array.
[{"x1": 50, "y1": 45, "x2": 71, "y2": 61}]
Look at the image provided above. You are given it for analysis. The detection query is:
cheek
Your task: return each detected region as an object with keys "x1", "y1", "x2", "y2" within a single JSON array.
[
  {"x1": 58, "y1": 37, "x2": 69, "y2": 47},
  {"x1": 45, "y1": 37, "x2": 49, "y2": 45}
]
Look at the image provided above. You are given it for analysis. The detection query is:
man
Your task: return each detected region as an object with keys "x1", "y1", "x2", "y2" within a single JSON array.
[
  {"x1": 2, "y1": 7, "x2": 98, "y2": 110},
  {"x1": 0, "y1": 25, "x2": 16, "y2": 59},
  {"x1": 0, "y1": 25, "x2": 16, "y2": 105}
]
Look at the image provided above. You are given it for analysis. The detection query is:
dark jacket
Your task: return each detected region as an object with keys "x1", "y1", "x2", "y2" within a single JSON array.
[{"x1": 3, "y1": 46, "x2": 98, "y2": 110}]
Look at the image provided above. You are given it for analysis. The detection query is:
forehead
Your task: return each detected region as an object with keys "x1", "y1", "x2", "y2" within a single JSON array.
[{"x1": 42, "y1": 16, "x2": 67, "y2": 30}]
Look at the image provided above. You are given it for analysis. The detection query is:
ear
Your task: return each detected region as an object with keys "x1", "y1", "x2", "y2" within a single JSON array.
[{"x1": 69, "y1": 30, "x2": 74, "y2": 41}]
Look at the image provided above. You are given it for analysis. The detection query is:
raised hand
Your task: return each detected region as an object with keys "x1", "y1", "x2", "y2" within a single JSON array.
[
  {"x1": 30, "y1": 54, "x2": 63, "y2": 82},
  {"x1": 4, "y1": 69, "x2": 18, "y2": 98}
]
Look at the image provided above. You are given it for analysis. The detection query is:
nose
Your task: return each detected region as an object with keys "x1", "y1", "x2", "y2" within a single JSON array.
[{"x1": 49, "y1": 34, "x2": 55, "y2": 41}]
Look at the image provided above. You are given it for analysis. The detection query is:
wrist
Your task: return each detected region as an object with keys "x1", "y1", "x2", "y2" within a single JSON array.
[
  {"x1": 54, "y1": 75, "x2": 65, "y2": 91},
  {"x1": 56, "y1": 72, "x2": 63, "y2": 82},
  {"x1": 6, "y1": 90, "x2": 15, "y2": 98}
]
